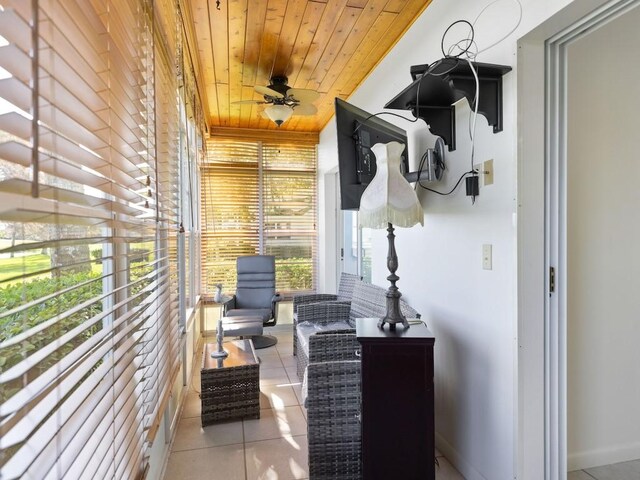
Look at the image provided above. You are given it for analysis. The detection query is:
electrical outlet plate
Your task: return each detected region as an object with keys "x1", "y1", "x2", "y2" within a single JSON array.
[
  {"x1": 474, "y1": 160, "x2": 494, "y2": 187},
  {"x1": 483, "y1": 159, "x2": 494, "y2": 186}
]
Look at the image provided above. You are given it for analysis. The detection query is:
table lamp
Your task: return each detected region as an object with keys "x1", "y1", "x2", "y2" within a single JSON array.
[{"x1": 359, "y1": 141, "x2": 424, "y2": 330}]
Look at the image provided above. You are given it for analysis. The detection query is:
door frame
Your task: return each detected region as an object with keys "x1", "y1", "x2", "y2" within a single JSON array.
[{"x1": 517, "y1": 0, "x2": 640, "y2": 478}]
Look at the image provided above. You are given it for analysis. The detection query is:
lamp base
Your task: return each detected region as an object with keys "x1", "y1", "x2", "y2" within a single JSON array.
[
  {"x1": 378, "y1": 222, "x2": 410, "y2": 331},
  {"x1": 377, "y1": 289, "x2": 410, "y2": 330},
  {"x1": 378, "y1": 318, "x2": 410, "y2": 331}
]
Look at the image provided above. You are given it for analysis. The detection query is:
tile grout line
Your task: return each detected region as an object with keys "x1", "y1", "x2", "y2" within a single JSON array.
[
  {"x1": 171, "y1": 442, "x2": 245, "y2": 454},
  {"x1": 244, "y1": 433, "x2": 308, "y2": 446},
  {"x1": 242, "y1": 414, "x2": 248, "y2": 480}
]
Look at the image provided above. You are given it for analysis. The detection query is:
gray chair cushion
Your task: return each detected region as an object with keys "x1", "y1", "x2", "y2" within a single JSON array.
[
  {"x1": 235, "y1": 256, "x2": 276, "y2": 310},
  {"x1": 226, "y1": 308, "x2": 273, "y2": 322},
  {"x1": 222, "y1": 316, "x2": 264, "y2": 336}
]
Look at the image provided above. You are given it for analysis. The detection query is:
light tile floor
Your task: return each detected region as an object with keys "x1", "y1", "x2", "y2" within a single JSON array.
[
  {"x1": 569, "y1": 459, "x2": 640, "y2": 480},
  {"x1": 163, "y1": 325, "x2": 465, "y2": 480}
]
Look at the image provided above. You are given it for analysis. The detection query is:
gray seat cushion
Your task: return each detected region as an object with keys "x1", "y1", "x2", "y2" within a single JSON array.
[
  {"x1": 226, "y1": 308, "x2": 273, "y2": 322},
  {"x1": 296, "y1": 321, "x2": 352, "y2": 358},
  {"x1": 222, "y1": 316, "x2": 264, "y2": 337}
]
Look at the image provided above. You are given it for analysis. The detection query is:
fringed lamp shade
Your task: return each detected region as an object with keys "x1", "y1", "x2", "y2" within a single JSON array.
[{"x1": 359, "y1": 141, "x2": 423, "y2": 329}]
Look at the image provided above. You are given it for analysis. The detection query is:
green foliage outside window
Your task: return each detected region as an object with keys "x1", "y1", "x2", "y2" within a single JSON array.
[
  {"x1": 276, "y1": 259, "x2": 313, "y2": 291},
  {"x1": 0, "y1": 258, "x2": 153, "y2": 403}
]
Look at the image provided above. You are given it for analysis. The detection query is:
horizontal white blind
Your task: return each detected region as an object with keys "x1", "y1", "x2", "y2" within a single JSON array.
[
  {"x1": 201, "y1": 138, "x2": 317, "y2": 297},
  {"x1": 0, "y1": 0, "x2": 182, "y2": 478},
  {"x1": 263, "y1": 143, "x2": 317, "y2": 295}
]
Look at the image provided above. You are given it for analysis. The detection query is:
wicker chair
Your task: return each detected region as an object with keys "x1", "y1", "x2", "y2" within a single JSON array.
[
  {"x1": 302, "y1": 290, "x2": 419, "y2": 479},
  {"x1": 307, "y1": 359, "x2": 362, "y2": 480},
  {"x1": 292, "y1": 272, "x2": 360, "y2": 355},
  {"x1": 295, "y1": 280, "x2": 420, "y2": 379}
]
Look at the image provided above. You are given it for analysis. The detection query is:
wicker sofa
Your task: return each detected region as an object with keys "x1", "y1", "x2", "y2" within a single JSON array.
[
  {"x1": 294, "y1": 279, "x2": 421, "y2": 380},
  {"x1": 300, "y1": 281, "x2": 420, "y2": 479}
]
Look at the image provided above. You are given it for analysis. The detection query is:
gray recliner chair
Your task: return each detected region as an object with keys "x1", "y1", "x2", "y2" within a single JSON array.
[{"x1": 224, "y1": 255, "x2": 281, "y2": 349}]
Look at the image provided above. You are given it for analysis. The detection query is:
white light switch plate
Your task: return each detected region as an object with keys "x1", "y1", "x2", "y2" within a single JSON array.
[{"x1": 482, "y1": 244, "x2": 492, "y2": 270}]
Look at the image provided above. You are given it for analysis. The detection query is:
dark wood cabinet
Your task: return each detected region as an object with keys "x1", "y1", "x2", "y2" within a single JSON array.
[{"x1": 356, "y1": 319, "x2": 435, "y2": 480}]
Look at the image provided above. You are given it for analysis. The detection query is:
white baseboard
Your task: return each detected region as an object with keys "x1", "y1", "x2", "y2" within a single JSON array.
[
  {"x1": 435, "y1": 432, "x2": 488, "y2": 480},
  {"x1": 568, "y1": 441, "x2": 640, "y2": 471}
]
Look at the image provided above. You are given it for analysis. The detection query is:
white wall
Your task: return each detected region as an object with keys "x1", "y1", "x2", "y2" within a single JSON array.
[
  {"x1": 566, "y1": 5, "x2": 640, "y2": 470},
  {"x1": 147, "y1": 303, "x2": 203, "y2": 480},
  {"x1": 316, "y1": 1, "x2": 576, "y2": 478}
]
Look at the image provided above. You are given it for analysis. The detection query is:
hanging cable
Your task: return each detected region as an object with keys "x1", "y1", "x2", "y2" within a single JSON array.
[
  {"x1": 473, "y1": 0, "x2": 523, "y2": 56},
  {"x1": 441, "y1": 20, "x2": 475, "y2": 59},
  {"x1": 418, "y1": 170, "x2": 475, "y2": 196}
]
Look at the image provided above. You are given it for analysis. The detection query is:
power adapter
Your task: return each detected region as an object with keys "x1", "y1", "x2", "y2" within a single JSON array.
[{"x1": 466, "y1": 175, "x2": 479, "y2": 197}]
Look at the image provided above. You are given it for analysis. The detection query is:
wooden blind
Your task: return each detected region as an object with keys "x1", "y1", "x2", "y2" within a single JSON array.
[
  {"x1": 201, "y1": 138, "x2": 317, "y2": 297},
  {"x1": 263, "y1": 143, "x2": 317, "y2": 294},
  {"x1": 0, "y1": 0, "x2": 182, "y2": 478},
  {"x1": 201, "y1": 140, "x2": 260, "y2": 292}
]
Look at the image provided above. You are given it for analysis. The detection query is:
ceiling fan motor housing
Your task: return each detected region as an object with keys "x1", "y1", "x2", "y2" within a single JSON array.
[
  {"x1": 267, "y1": 75, "x2": 291, "y2": 96},
  {"x1": 262, "y1": 76, "x2": 301, "y2": 108}
]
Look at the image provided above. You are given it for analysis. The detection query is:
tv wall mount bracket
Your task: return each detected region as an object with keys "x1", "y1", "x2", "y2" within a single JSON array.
[
  {"x1": 404, "y1": 137, "x2": 445, "y2": 184},
  {"x1": 385, "y1": 59, "x2": 512, "y2": 151}
]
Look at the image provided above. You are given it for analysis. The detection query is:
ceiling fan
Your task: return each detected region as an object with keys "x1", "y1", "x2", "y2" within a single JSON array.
[{"x1": 233, "y1": 76, "x2": 320, "y2": 127}]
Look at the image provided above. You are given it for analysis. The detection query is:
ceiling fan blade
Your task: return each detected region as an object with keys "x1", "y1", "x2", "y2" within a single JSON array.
[
  {"x1": 286, "y1": 88, "x2": 320, "y2": 103},
  {"x1": 231, "y1": 100, "x2": 263, "y2": 105},
  {"x1": 255, "y1": 85, "x2": 284, "y2": 99},
  {"x1": 292, "y1": 103, "x2": 317, "y2": 116}
]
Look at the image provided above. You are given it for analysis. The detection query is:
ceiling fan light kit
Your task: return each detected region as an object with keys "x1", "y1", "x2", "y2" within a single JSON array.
[
  {"x1": 233, "y1": 75, "x2": 319, "y2": 127},
  {"x1": 264, "y1": 104, "x2": 293, "y2": 127}
]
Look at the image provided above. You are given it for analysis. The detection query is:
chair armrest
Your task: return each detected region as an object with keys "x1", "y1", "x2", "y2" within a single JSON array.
[
  {"x1": 297, "y1": 302, "x2": 350, "y2": 324},
  {"x1": 271, "y1": 293, "x2": 282, "y2": 322},
  {"x1": 308, "y1": 331, "x2": 359, "y2": 364},
  {"x1": 293, "y1": 294, "x2": 339, "y2": 312},
  {"x1": 222, "y1": 295, "x2": 236, "y2": 315}
]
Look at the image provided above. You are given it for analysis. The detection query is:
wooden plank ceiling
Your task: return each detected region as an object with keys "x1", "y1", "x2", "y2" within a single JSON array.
[{"x1": 188, "y1": 0, "x2": 431, "y2": 133}]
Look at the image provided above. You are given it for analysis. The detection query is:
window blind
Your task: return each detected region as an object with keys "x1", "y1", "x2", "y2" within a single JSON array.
[
  {"x1": 201, "y1": 138, "x2": 317, "y2": 297},
  {"x1": 263, "y1": 143, "x2": 317, "y2": 294},
  {"x1": 0, "y1": 0, "x2": 183, "y2": 478},
  {"x1": 201, "y1": 140, "x2": 260, "y2": 293}
]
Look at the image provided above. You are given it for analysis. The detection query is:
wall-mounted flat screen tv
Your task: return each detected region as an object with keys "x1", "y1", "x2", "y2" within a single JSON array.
[{"x1": 335, "y1": 97, "x2": 409, "y2": 210}]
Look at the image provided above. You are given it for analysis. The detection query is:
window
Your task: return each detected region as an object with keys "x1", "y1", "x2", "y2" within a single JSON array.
[
  {"x1": 202, "y1": 136, "x2": 317, "y2": 296},
  {"x1": 0, "y1": 1, "x2": 194, "y2": 477}
]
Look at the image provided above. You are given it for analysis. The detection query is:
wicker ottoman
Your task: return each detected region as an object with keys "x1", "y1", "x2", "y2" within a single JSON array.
[{"x1": 201, "y1": 340, "x2": 260, "y2": 425}]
